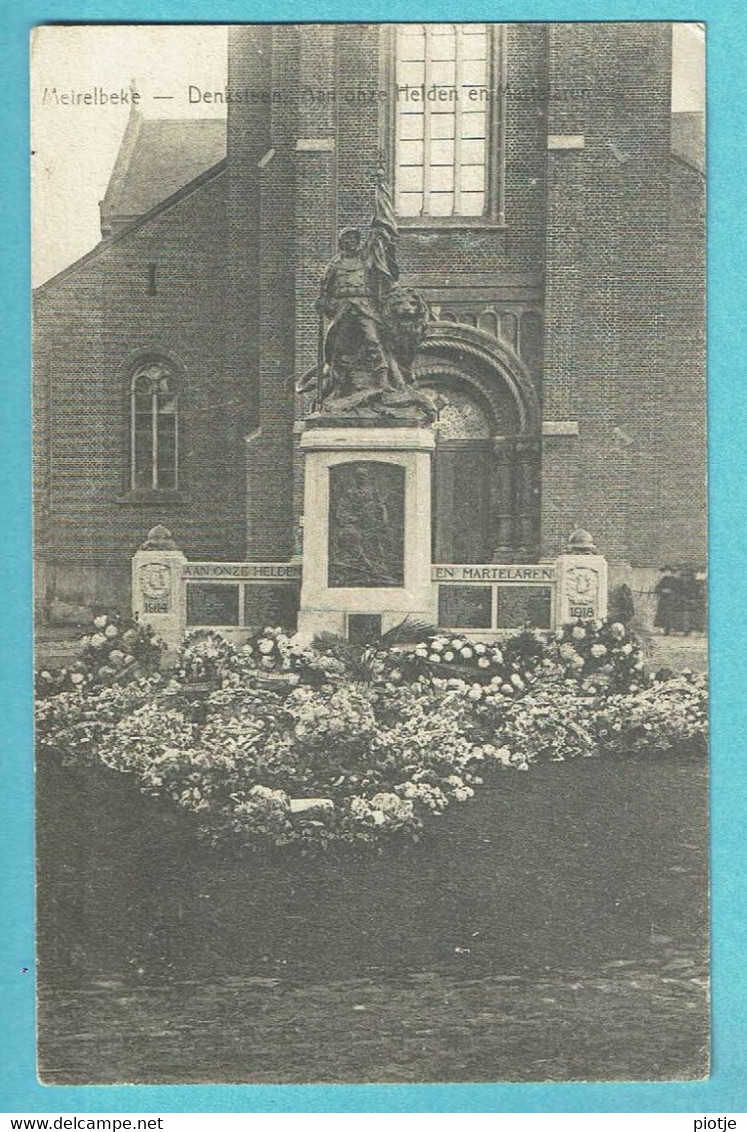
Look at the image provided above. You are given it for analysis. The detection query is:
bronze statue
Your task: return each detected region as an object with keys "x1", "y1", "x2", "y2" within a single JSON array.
[{"x1": 302, "y1": 163, "x2": 436, "y2": 422}]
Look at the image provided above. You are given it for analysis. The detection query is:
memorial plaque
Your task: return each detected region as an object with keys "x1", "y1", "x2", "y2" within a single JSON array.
[
  {"x1": 347, "y1": 613, "x2": 382, "y2": 645},
  {"x1": 497, "y1": 585, "x2": 552, "y2": 630},
  {"x1": 438, "y1": 585, "x2": 492, "y2": 629},
  {"x1": 243, "y1": 584, "x2": 299, "y2": 630},
  {"x1": 186, "y1": 583, "x2": 240, "y2": 626},
  {"x1": 328, "y1": 461, "x2": 405, "y2": 588}
]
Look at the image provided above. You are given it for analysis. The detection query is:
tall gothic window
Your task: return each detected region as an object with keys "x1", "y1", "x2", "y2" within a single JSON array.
[
  {"x1": 130, "y1": 361, "x2": 179, "y2": 491},
  {"x1": 394, "y1": 23, "x2": 497, "y2": 220}
]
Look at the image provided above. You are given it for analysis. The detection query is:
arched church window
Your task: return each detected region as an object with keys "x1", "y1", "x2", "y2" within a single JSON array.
[
  {"x1": 393, "y1": 24, "x2": 502, "y2": 221},
  {"x1": 130, "y1": 361, "x2": 179, "y2": 491}
]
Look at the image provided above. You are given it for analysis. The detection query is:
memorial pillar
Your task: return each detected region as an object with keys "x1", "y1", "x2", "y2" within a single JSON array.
[
  {"x1": 298, "y1": 423, "x2": 436, "y2": 638},
  {"x1": 131, "y1": 524, "x2": 187, "y2": 652},
  {"x1": 554, "y1": 528, "x2": 609, "y2": 628}
]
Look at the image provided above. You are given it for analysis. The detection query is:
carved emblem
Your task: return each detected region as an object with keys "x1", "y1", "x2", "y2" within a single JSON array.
[
  {"x1": 565, "y1": 566, "x2": 599, "y2": 605},
  {"x1": 139, "y1": 561, "x2": 171, "y2": 600}
]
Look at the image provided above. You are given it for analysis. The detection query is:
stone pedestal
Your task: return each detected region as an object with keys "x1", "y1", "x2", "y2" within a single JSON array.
[
  {"x1": 298, "y1": 424, "x2": 436, "y2": 639},
  {"x1": 555, "y1": 553, "x2": 608, "y2": 626},
  {"x1": 131, "y1": 526, "x2": 187, "y2": 652}
]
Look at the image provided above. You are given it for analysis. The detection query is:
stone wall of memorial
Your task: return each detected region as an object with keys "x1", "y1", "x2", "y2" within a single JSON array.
[{"x1": 33, "y1": 170, "x2": 250, "y2": 622}]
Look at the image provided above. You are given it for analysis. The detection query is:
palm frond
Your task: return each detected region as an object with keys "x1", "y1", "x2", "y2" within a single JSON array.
[
  {"x1": 311, "y1": 631, "x2": 356, "y2": 658},
  {"x1": 379, "y1": 617, "x2": 437, "y2": 649}
]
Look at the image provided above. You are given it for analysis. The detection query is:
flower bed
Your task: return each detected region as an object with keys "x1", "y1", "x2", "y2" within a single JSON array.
[
  {"x1": 36, "y1": 612, "x2": 163, "y2": 698},
  {"x1": 36, "y1": 617, "x2": 708, "y2": 852}
]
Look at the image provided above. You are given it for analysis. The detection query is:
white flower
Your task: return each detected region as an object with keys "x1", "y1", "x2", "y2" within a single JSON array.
[
  {"x1": 93, "y1": 615, "x2": 108, "y2": 629},
  {"x1": 610, "y1": 622, "x2": 626, "y2": 640},
  {"x1": 510, "y1": 673, "x2": 525, "y2": 689},
  {"x1": 477, "y1": 657, "x2": 490, "y2": 669},
  {"x1": 592, "y1": 619, "x2": 604, "y2": 632},
  {"x1": 105, "y1": 623, "x2": 119, "y2": 638},
  {"x1": 501, "y1": 684, "x2": 514, "y2": 695},
  {"x1": 572, "y1": 626, "x2": 586, "y2": 640},
  {"x1": 258, "y1": 639, "x2": 275, "y2": 655},
  {"x1": 443, "y1": 651, "x2": 455, "y2": 662},
  {"x1": 250, "y1": 784, "x2": 290, "y2": 808},
  {"x1": 428, "y1": 654, "x2": 442, "y2": 663},
  {"x1": 491, "y1": 649, "x2": 504, "y2": 665},
  {"x1": 571, "y1": 654, "x2": 585, "y2": 669},
  {"x1": 468, "y1": 684, "x2": 483, "y2": 701},
  {"x1": 415, "y1": 647, "x2": 428, "y2": 658},
  {"x1": 590, "y1": 643, "x2": 607, "y2": 658},
  {"x1": 90, "y1": 633, "x2": 107, "y2": 649},
  {"x1": 474, "y1": 643, "x2": 487, "y2": 655},
  {"x1": 460, "y1": 647, "x2": 474, "y2": 660},
  {"x1": 70, "y1": 672, "x2": 84, "y2": 685},
  {"x1": 429, "y1": 639, "x2": 444, "y2": 653}
]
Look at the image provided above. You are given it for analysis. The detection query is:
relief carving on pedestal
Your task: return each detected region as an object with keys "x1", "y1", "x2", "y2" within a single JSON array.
[
  {"x1": 328, "y1": 461, "x2": 405, "y2": 588},
  {"x1": 565, "y1": 565, "x2": 600, "y2": 606},
  {"x1": 139, "y1": 561, "x2": 171, "y2": 600}
]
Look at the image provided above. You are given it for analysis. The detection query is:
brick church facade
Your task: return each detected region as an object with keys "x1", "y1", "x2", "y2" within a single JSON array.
[{"x1": 33, "y1": 23, "x2": 705, "y2": 628}]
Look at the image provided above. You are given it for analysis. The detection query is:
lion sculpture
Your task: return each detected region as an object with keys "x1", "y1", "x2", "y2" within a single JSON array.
[{"x1": 307, "y1": 284, "x2": 436, "y2": 421}]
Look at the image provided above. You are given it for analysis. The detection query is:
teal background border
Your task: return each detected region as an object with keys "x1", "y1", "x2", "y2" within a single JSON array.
[{"x1": 2, "y1": 0, "x2": 745, "y2": 1114}]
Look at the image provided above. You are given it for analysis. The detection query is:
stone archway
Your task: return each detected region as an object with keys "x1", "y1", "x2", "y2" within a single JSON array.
[{"x1": 414, "y1": 323, "x2": 542, "y2": 563}]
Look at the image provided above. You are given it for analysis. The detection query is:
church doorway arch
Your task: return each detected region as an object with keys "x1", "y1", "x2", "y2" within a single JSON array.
[{"x1": 414, "y1": 323, "x2": 542, "y2": 564}]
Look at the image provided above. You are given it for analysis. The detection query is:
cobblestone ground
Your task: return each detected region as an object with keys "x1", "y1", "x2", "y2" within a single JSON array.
[
  {"x1": 38, "y1": 959, "x2": 708, "y2": 1084},
  {"x1": 637, "y1": 631, "x2": 708, "y2": 674},
  {"x1": 36, "y1": 756, "x2": 708, "y2": 1085}
]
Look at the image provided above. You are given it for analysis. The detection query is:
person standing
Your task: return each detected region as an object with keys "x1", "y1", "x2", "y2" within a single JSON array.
[{"x1": 654, "y1": 566, "x2": 682, "y2": 635}]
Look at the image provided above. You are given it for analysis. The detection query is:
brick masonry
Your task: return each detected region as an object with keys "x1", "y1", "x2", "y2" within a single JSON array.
[{"x1": 33, "y1": 22, "x2": 705, "y2": 623}]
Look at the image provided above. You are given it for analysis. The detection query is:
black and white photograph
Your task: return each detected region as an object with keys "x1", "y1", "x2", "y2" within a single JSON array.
[{"x1": 32, "y1": 21, "x2": 708, "y2": 1085}]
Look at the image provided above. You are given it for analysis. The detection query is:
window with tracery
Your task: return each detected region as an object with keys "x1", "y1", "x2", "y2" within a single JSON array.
[
  {"x1": 130, "y1": 361, "x2": 179, "y2": 491},
  {"x1": 393, "y1": 23, "x2": 500, "y2": 220}
]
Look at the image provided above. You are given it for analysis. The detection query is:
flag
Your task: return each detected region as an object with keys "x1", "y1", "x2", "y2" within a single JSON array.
[{"x1": 366, "y1": 163, "x2": 399, "y2": 292}]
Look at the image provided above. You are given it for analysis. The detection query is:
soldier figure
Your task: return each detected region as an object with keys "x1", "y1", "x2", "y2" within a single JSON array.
[
  {"x1": 300, "y1": 162, "x2": 435, "y2": 421},
  {"x1": 316, "y1": 226, "x2": 396, "y2": 392}
]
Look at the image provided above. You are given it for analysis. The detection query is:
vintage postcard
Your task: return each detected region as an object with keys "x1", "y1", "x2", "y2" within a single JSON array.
[{"x1": 32, "y1": 22, "x2": 707, "y2": 1085}]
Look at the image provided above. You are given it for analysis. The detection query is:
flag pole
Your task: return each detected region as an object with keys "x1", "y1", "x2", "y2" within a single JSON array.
[{"x1": 316, "y1": 315, "x2": 325, "y2": 413}]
